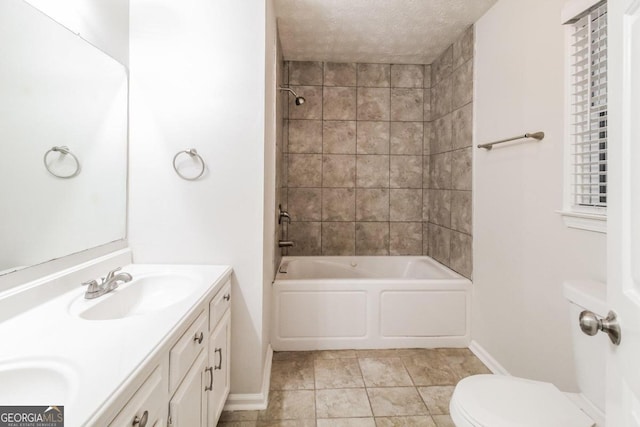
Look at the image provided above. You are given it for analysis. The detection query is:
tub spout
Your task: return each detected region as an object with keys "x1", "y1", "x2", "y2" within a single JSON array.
[{"x1": 279, "y1": 240, "x2": 294, "y2": 248}]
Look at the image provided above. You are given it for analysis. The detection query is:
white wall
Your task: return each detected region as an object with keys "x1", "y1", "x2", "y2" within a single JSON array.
[
  {"x1": 129, "y1": 0, "x2": 271, "y2": 395},
  {"x1": 24, "y1": 0, "x2": 128, "y2": 66},
  {"x1": 473, "y1": 0, "x2": 606, "y2": 390},
  {"x1": 263, "y1": 0, "x2": 278, "y2": 361}
]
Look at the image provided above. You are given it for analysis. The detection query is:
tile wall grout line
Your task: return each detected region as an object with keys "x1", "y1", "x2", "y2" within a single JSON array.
[
  {"x1": 321, "y1": 64, "x2": 328, "y2": 253},
  {"x1": 421, "y1": 65, "x2": 426, "y2": 256},
  {"x1": 388, "y1": 67, "x2": 392, "y2": 255},
  {"x1": 320, "y1": 62, "x2": 325, "y2": 256},
  {"x1": 354, "y1": 62, "x2": 359, "y2": 255}
]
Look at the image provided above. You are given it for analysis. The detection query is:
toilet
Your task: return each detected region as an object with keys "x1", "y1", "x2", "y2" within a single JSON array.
[{"x1": 450, "y1": 280, "x2": 607, "y2": 427}]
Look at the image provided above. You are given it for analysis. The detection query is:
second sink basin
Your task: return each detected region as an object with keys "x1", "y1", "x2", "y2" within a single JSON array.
[
  {"x1": 71, "y1": 273, "x2": 203, "y2": 321},
  {"x1": 0, "y1": 359, "x2": 78, "y2": 405}
]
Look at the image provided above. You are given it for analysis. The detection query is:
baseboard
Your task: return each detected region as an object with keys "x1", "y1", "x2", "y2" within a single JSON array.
[
  {"x1": 223, "y1": 345, "x2": 273, "y2": 411},
  {"x1": 469, "y1": 340, "x2": 510, "y2": 376},
  {"x1": 260, "y1": 344, "x2": 273, "y2": 407}
]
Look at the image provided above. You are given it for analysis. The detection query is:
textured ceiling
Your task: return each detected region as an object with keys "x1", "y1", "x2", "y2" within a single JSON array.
[{"x1": 275, "y1": 0, "x2": 498, "y2": 64}]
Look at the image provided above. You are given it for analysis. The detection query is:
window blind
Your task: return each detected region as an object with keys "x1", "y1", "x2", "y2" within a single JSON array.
[{"x1": 570, "y1": 1, "x2": 607, "y2": 209}]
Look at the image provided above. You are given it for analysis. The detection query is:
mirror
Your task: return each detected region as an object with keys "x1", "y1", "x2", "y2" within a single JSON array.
[{"x1": 0, "y1": 0, "x2": 127, "y2": 275}]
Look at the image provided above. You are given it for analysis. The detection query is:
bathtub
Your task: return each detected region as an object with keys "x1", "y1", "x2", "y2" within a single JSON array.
[{"x1": 272, "y1": 256, "x2": 472, "y2": 351}]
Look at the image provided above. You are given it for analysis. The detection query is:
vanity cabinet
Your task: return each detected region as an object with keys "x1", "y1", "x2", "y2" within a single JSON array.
[
  {"x1": 106, "y1": 278, "x2": 232, "y2": 427},
  {"x1": 168, "y1": 280, "x2": 232, "y2": 427},
  {"x1": 1, "y1": 256, "x2": 233, "y2": 426}
]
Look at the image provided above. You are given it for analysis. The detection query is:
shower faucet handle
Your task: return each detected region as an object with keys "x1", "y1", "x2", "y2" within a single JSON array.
[{"x1": 278, "y1": 204, "x2": 291, "y2": 224}]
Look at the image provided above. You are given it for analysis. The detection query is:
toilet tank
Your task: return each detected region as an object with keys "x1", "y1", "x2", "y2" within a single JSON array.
[{"x1": 563, "y1": 280, "x2": 608, "y2": 414}]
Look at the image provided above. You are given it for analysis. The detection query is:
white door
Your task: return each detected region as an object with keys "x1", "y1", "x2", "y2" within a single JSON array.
[{"x1": 607, "y1": 0, "x2": 640, "y2": 425}]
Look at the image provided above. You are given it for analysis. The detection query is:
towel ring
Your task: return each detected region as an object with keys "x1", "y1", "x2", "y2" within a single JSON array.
[
  {"x1": 173, "y1": 148, "x2": 205, "y2": 180},
  {"x1": 43, "y1": 146, "x2": 80, "y2": 178}
]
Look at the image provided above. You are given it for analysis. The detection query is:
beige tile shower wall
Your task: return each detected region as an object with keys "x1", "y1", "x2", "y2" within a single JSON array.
[
  {"x1": 427, "y1": 27, "x2": 474, "y2": 278},
  {"x1": 281, "y1": 60, "x2": 430, "y2": 257}
]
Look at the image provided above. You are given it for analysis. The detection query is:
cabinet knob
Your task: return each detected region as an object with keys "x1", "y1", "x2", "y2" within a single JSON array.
[
  {"x1": 132, "y1": 410, "x2": 148, "y2": 427},
  {"x1": 223, "y1": 294, "x2": 230, "y2": 302},
  {"x1": 193, "y1": 332, "x2": 204, "y2": 344}
]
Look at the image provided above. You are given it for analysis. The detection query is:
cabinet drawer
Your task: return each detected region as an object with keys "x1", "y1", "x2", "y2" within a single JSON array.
[
  {"x1": 169, "y1": 310, "x2": 207, "y2": 394},
  {"x1": 209, "y1": 281, "x2": 231, "y2": 331},
  {"x1": 108, "y1": 366, "x2": 163, "y2": 427}
]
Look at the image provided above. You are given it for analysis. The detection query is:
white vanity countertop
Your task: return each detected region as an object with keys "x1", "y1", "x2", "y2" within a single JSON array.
[{"x1": 0, "y1": 261, "x2": 232, "y2": 426}]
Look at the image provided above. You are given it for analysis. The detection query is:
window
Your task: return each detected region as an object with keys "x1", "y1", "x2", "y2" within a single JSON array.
[{"x1": 561, "y1": 0, "x2": 608, "y2": 233}]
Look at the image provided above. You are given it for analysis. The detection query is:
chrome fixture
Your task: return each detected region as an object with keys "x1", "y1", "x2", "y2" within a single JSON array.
[
  {"x1": 278, "y1": 204, "x2": 291, "y2": 224},
  {"x1": 194, "y1": 332, "x2": 204, "y2": 344},
  {"x1": 279, "y1": 86, "x2": 305, "y2": 105},
  {"x1": 278, "y1": 205, "x2": 294, "y2": 250},
  {"x1": 132, "y1": 411, "x2": 148, "y2": 427},
  {"x1": 579, "y1": 310, "x2": 621, "y2": 345},
  {"x1": 477, "y1": 131, "x2": 545, "y2": 150},
  {"x1": 214, "y1": 347, "x2": 223, "y2": 370},
  {"x1": 43, "y1": 145, "x2": 81, "y2": 178},
  {"x1": 205, "y1": 367, "x2": 213, "y2": 391},
  {"x1": 173, "y1": 148, "x2": 206, "y2": 180},
  {"x1": 83, "y1": 267, "x2": 132, "y2": 299}
]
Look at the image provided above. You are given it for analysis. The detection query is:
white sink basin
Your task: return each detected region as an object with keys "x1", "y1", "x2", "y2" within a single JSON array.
[
  {"x1": 71, "y1": 273, "x2": 203, "y2": 320},
  {"x1": 0, "y1": 359, "x2": 78, "y2": 405}
]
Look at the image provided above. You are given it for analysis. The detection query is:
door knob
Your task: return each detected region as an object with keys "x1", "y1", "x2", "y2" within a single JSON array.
[{"x1": 579, "y1": 310, "x2": 621, "y2": 345}]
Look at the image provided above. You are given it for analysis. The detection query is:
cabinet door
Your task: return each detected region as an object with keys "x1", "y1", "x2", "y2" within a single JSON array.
[
  {"x1": 169, "y1": 351, "x2": 208, "y2": 427},
  {"x1": 207, "y1": 311, "x2": 230, "y2": 425}
]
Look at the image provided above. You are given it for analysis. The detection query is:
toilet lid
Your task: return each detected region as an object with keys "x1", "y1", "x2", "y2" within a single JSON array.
[{"x1": 451, "y1": 375, "x2": 595, "y2": 427}]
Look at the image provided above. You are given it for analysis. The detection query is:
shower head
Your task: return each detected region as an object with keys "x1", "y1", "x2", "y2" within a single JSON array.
[{"x1": 279, "y1": 86, "x2": 306, "y2": 106}]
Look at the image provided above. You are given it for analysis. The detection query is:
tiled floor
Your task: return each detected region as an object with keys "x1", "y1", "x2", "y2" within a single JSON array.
[{"x1": 219, "y1": 348, "x2": 491, "y2": 426}]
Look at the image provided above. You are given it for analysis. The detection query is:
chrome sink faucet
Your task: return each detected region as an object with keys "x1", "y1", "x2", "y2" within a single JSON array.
[{"x1": 83, "y1": 267, "x2": 133, "y2": 299}]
